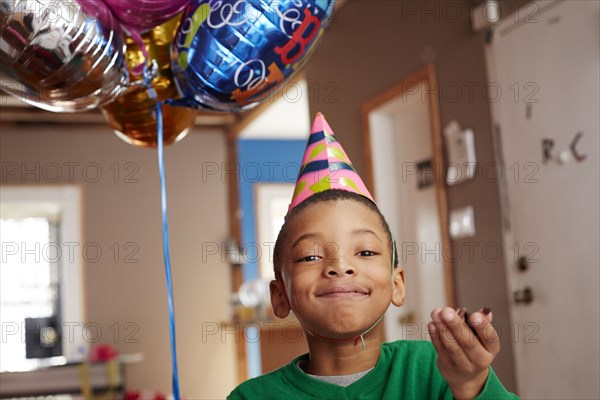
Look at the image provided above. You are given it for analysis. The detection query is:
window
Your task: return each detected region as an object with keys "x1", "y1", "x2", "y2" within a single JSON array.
[
  {"x1": 1, "y1": 217, "x2": 60, "y2": 371},
  {"x1": 1, "y1": 186, "x2": 84, "y2": 372}
]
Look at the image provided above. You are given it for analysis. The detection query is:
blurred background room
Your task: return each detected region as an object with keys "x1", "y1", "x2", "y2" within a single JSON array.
[{"x1": 1, "y1": 0, "x2": 598, "y2": 399}]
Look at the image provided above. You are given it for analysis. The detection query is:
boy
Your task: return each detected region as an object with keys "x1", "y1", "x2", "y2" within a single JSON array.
[{"x1": 228, "y1": 113, "x2": 518, "y2": 400}]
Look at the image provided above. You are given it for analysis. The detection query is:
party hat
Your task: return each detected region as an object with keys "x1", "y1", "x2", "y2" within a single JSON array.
[{"x1": 288, "y1": 112, "x2": 375, "y2": 213}]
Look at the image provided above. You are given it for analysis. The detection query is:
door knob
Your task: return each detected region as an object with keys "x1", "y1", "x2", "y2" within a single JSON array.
[
  {"x1": 518, "y1": 255, "x2": 529, "y2": 272},
  {"x1": 398, "y1": 312, "x2": 416, "y2": 324},
  {"x1": 514, "y1": 286, "x2": 533, "y2": 304}
]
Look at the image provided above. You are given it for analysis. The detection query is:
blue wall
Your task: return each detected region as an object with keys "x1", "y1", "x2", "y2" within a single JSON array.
[
  {"x1": 237, "y1": 139, "x2": 306, "y2": 282},
  {"x1": 237, "y1": 139, "x2": 306, "y2": 378}
]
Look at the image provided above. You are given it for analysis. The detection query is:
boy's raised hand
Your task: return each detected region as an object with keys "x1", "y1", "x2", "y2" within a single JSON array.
[{"x1": 427, "y1": 307, "x2": 500, "y2": 400}]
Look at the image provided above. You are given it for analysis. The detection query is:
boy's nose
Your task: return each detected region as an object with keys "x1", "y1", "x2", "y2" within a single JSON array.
[{"x1": 324, "y1": 260, "x2": 356, "y2": 277}]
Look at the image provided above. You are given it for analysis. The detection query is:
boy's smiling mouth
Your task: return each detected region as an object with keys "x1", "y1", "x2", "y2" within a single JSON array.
[{"x1": 315, "y1": 285, "x2": 370, "y2": 298}]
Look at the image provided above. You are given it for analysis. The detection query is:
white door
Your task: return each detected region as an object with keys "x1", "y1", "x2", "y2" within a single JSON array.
[{"x1": 487, "y1": 1, "x2": 599, "y2": 398}]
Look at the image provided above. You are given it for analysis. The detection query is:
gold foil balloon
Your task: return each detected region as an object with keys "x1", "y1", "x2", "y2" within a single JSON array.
[
  {"x1": 101, "y1": 15, "x2": 196, "y2": 148},
  {"x1": 0, "y1": 0, "x2": 128, "y2": 112}
]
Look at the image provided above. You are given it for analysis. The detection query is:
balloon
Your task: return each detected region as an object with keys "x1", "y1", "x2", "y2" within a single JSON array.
[
  {"x1": 98, "y1": 0, "x2": 190, "y2": 33},
  {"x1": 0, "y1": 0, "x2": 128, "y2": 112},
  {"x1": 170, "y1": 0, "x2": 335, "y2": 112},
  {"x1": 77, "y1": 0, "x2": 190, "y2": 71},
  {"x1": 101, "y1": 15, "x2": 197, "y2": 148}
]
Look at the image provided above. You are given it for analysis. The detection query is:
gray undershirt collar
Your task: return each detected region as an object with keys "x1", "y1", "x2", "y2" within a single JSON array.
[{"x1": 296, "y1": 359, "x2": 374, "y2": 387}]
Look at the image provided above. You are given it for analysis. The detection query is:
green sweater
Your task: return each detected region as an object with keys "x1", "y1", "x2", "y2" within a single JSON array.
[{"x1": 228, "y1": 340, "x2": 519, "y2": 399}]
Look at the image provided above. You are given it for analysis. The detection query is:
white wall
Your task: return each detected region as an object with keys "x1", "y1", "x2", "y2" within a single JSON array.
[{"x1": 0, "y1": 123, "x2": 236, "y2": 398}]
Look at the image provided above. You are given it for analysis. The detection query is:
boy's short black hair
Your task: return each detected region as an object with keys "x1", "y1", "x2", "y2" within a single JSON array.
[{"x1": 273, "y1": 189, "x2": 399, "y2": 278}]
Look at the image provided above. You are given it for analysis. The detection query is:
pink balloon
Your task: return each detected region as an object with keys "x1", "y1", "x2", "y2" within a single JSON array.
[
  {"x1": 76, "y1": 0, "x2": 122, "y2": 33},
  {"x1": 100, "y1": 0, "x2": 190, "y2": 32}
]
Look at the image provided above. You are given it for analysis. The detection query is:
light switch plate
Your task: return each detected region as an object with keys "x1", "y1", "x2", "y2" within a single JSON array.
[
  {"x1": 444, "y1": 120, "x2": 477, "y2": 185},
  {"x1": 449, "y1": 206, "x2": 476, "y2": 239}
]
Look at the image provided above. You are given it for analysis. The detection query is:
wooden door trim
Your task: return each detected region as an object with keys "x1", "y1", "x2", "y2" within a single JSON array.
[
  {"x1": 225, "y1": 72, "x2": 306, "y2": 383},
  {"x1": 360, "y1": 64, "x2": 456, "y2": 307},
  {"x1": 224, "y1": 129, "x2": 247, "y2": 383}
]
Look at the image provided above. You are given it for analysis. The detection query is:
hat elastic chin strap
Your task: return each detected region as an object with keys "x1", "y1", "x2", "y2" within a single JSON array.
[
  {"x1": 301, "y1": 310, "x2": 387, "y2": 350},
  {"x1": 276, "y1": 238, "x2": 397, "y2": 351}
]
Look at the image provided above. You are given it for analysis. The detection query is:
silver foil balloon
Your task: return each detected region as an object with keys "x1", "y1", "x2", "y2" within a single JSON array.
[{"x1": 0, "y1": 0, "x2": 129, "y2": 112}]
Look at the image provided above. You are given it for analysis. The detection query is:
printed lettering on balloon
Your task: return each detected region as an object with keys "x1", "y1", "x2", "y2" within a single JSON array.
[
  {"x1": 274, "y1": 8, "x2": 320, "y2": 66},
  {"x1": 276, "y1": 1, "x2": 304, "y2": 38},
  {"x1": 234, "y1": 59, "x2": 267, "y2": 91},
  {"x1": 177, "y1": 3, "x2": 211, "y2": 70},
  {"x1": 206, "y1": 0, "x2": 252, "y2": 29},
  {"x1": 232, "y1": 62, "x2": 285, "y2": 106},
  {"x1": 170, "y1": 0, "x2": 334, "y2": 112}
]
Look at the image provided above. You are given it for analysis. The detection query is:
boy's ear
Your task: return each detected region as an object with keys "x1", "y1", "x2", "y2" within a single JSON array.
[
  {"x1": 391, "y1": 267, "x2": 406, "y2": 307},
  {"x1": 270, "y1": 279, "x2": 291, "y2": 318}
]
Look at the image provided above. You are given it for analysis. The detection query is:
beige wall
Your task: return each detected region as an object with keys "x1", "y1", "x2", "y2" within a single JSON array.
[
  {"x1": 305, "y1": 1, "x2": 515, "y2": 390},
  {"x1": 0, "y1": 123, "x2": 236, "y2": 398}
]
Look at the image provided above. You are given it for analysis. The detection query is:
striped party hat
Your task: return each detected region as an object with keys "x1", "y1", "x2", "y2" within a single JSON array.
[{"x1": 288, "y1": 112, "x2": 375, "y2": 213}]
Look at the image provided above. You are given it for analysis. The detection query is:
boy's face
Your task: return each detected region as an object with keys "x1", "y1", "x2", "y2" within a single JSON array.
[{"x1": 270, "y1": 199, "x2": 405, "y2": 339}]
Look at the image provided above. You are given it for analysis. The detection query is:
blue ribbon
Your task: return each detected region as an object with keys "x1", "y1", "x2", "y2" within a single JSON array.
[{"x1": 145, "y1": 62, "x2": 181, "y2": 400}]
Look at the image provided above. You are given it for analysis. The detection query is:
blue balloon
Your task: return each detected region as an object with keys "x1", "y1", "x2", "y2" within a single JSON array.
[{"x1": 170, "y1": 0, "x2": 335, "y2": 112}]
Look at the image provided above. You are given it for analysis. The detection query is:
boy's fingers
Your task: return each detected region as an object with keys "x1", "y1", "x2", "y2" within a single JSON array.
[
  {"x1": 429, "y1": 306, "x2": 500, "y2": 371},
  {"x1": 477, "y1": 307, "x2": 493, "y2": 323},
  {"x1": 439, "y1": 307, "x2": 496, "y2": 371},
  {"x1": 429, "y1": 310, "x2": 452, "y2": 366},
  {"x1": 469, "y1": 312, "x2": 501, "y2": 356},
  {"x1": 428, "y1": 310, "x2": 445, "y2": 354},
  {"x1": 435, "y1": 308, "x2": 473, "y2": 370},
  {"x1": 428, "y1": 321, "x2": 444, "y2": 354},
  {"x1": 428, "y1": 321, "x2": 454, "y2": 369}
]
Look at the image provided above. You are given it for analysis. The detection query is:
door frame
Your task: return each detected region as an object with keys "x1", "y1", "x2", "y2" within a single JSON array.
[
  {"x1": 360, "y1": 64, "x2": 455, "y2": 307},
  {"x1": 226, "y1": 74, "x2": 308, "y2": 383}
]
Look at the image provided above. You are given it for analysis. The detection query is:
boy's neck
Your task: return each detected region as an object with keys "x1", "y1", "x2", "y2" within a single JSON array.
[{"x1": 302, "y1": 326, "x2": 384, "y2": 376}]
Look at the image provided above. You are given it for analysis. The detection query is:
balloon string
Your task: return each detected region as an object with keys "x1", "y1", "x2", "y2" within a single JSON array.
[
  {"x1": 157, "y1": 100, "x2": 181, "y2": 400},
  {"x1": 145, "y1": 63, "x2": 181, "y2": 400}
]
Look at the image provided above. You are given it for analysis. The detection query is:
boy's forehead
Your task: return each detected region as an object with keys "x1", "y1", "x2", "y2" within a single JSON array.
[{"x1": 285, "y1": 199, "x2": 385, "y2": 238}]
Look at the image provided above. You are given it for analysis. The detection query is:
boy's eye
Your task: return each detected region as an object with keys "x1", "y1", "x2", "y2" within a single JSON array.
[
  {"x1": 357, "y1": 250, "x2": 378, "y2": 257},
  {"x1": 296, "y1": 255, "x2": 322, "y2": 263}
]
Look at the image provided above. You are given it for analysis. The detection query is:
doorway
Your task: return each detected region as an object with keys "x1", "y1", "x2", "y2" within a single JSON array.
[{"x1": 362, "y1": 65, "x2": 454, "y2": 341}]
